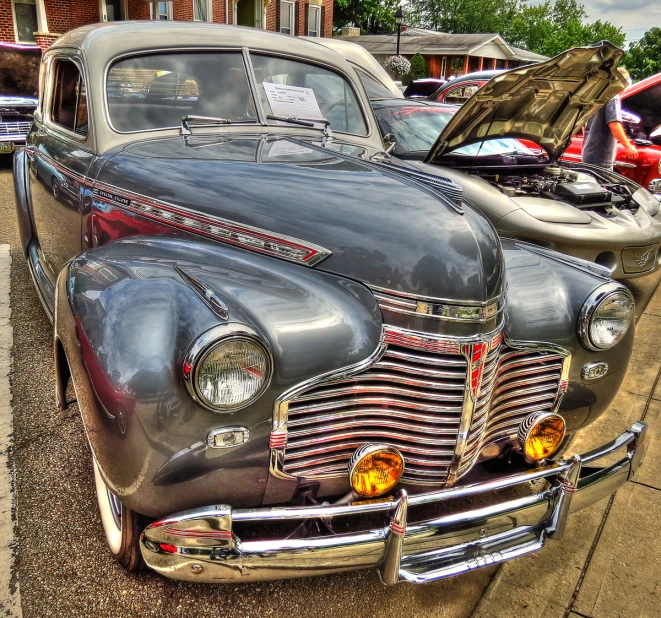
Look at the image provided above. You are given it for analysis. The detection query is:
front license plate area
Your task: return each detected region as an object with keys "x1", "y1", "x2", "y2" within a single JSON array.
[{"x1": 0, "y1": 143, "x2": 14, "y2": 154}]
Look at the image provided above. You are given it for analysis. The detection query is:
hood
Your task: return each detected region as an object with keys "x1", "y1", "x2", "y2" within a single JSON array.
[
  {"x1": 0, "y1": 44, "x2": 41, "y2": 99},
  {"x1": 97, "y1": 134, "x2": 503, "y2": 303},
  {"x1": 425, "y1": 41, "x2": 628, "y2": 163},
  {"x1": 621, "y1": 73, "x2": 661, "y2": 139}
]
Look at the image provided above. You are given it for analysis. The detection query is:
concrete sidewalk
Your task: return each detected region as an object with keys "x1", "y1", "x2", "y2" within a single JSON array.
[{"x1": 471, "y1": 286, "x2": 661, "y2": 618}]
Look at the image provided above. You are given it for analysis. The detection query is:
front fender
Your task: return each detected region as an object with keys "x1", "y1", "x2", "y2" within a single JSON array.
[
  {"x1": 13, "y1": 147, "x2": 33, "y2": 256},
  {"x1": 55, "y1": 236, "x2": 381, "y2": 517},
  {"x1": 503, "y1": 239, "x2": 634, "y2": 431}
]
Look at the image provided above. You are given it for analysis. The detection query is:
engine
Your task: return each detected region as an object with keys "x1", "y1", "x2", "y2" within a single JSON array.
[{"x1": 485, "y1": 166, "x2": 638, "y2": 214}]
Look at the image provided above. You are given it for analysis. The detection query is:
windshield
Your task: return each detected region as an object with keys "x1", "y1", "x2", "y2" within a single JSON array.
[
  {"x1": 107, "y1": 52, "x2": 257, "y2": 132},
  {"x1": 250, "y1": 54, "x2": 368, "y2": 136},
  {"x1": 373, "y1": 105, "x2": 454, "y2": 153}
]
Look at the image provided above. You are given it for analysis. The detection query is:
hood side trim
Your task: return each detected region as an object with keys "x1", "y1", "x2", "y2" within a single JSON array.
[{"x1": 91, "y1": 180, "x2": 332, "y2": 266}]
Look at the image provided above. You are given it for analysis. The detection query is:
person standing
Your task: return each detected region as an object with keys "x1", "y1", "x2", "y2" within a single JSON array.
[{"x1": 582, "y1": 71, "x2": 638, "y2": 169}]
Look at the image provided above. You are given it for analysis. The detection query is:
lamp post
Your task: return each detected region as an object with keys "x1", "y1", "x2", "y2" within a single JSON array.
[{"x1": 395, "y1": 7, "x2": 404, "y2": 57}]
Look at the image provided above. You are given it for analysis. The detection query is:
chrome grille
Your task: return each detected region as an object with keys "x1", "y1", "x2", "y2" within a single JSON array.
[
  {"x1": 0, "y1": 121, "x2": 30, "y2": 136},
  {"x1": 272, "y1": 326, "x2": 569, "y2": 486},
  {"x1": 458, "y1": 347, "x2": 567, "y2": 477},
  {"x1": 281, "y1": 329, "x2": 467, "y2": 484}
]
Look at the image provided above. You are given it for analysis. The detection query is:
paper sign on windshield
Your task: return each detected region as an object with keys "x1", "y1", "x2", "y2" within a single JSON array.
[
  {"x1": 267, "y1": 140, "x2": 314, "y2": 158},
  {"x1": 263, "y1": 82, "x2": 324, "y2": 121}
]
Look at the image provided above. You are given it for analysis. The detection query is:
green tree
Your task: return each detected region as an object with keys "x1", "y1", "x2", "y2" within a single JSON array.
[
  {"x1": 626, "y1": 27, "x2": 661, "y2": 81},
  {"x1": 333, "y1": 0, "x2": 399, "y2": 34},
  {"x1": 407, "y1": 53, "x2": 429, "y2": 81},
  {"x1": 410, "y1": 0, "x2": 625, "y2": 57}
]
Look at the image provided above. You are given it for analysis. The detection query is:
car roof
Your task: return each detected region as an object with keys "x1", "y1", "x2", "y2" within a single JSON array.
[
  {"x1": 48, "y1": 22, "x2": 384, "y2": 155},
  {"x1": 622, "y1": 72, "x2": 661, "y2": 100},
  {"x1": 52, "y1": 21, "x2": 350, "y2": 67},
  {"x1": 445, "y1": 70, "x2": 503, "y2": 83}
]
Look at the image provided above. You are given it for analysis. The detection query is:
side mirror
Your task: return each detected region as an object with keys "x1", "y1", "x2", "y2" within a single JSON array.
[{"x1": 383, "y1": 133, "x2": 397, "y2": 155}]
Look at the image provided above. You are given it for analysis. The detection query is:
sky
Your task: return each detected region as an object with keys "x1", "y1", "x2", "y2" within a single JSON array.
[{"x1": 533, "y1": 0, "x2": 659, "y2": 43}]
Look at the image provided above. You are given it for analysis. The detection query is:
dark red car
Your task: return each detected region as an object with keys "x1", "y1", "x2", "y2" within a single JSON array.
[
  {"x1": 563, "y1": 72, "x2": 661, "y2": 194},
  {"x1": 427, "y1": 70, "x2": 502, "y2": 104}
]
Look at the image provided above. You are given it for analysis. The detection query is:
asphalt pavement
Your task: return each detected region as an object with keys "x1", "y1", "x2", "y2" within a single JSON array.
[{"x1": 1, "y1": 157, "x2": 659, "y2": 618}]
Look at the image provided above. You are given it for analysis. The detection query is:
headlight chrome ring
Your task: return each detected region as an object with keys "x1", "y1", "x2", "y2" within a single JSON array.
[
  {"x1": 183, "y1": 324, "x2": 273, "y2": 412},
  {"x1": 578, "y1": 282, "x2": 634, "y2": 351}
]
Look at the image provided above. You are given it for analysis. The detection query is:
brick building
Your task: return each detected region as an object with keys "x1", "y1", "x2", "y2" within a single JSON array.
[{"x1": 1, "y1": 0, "x2": 332, "y2": 48}]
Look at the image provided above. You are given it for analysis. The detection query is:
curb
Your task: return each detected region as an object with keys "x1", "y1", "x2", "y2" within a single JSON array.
[
  {"x1": 0, "y1": 245, "x2": 20, "y2": 618},
  {"x1": 469, "y1": 272, "x2": 661, "y2": 618}
]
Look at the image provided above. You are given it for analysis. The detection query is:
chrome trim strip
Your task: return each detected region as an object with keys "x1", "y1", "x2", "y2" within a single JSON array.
[
  {"x1": 369, "y1": 285, "x2": 508, "y2": 306},
  {"x1": 374, "y1": 290, "x2": 505, "y2": 323},
  {"x1": 91, "y1": 180, "x2": 332, "y2": 266},
  {"x1": 174, "y1": 265, "x2": 229, "y2": 320}
]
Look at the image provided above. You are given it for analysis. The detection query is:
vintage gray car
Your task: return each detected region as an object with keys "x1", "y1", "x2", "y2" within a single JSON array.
[
  {"x1": 14, "y1": 22, "x2": 646, "y2": 585},
  {"x1": 318, "y1": 38, "x2": 661, "y2": 280}
]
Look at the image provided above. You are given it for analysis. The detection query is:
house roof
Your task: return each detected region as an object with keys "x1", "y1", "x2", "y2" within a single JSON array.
[{"x1": 336, "y1": 31, "x2": 548, "y2": 63}]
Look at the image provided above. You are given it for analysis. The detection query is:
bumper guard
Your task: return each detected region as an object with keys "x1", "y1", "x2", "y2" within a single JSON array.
[{"x1": 140, "y1": 422, "x2": 646, "y2": 584}]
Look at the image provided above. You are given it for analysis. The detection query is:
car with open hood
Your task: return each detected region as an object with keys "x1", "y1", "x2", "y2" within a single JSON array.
[
  {"x1": 563, "y1": 71, "x2": 661, "y2": 195},
  {"x1": 0, "y1": 42, "x2": 40, "y2": 154},
  {"x1": 14, "y1": 23, "x2": 646, "y2": 586},
  {"x1": 320, "y1": 38, "x2": 661, "y2": 280}
]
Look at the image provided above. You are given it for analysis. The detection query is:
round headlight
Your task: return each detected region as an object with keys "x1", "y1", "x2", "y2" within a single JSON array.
[
  {"x1": 578, "y1": 284, "x2": 634, "y2": 351},
  {"x1": 184, "y1": 326, "x2": 271, "y2": 411}
]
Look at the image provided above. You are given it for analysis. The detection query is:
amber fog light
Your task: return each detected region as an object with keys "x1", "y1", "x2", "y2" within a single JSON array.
[
  {"x1": 349, "y1": 445, "x2": 404, "y2": 498},
  {"x1": 518, "y1": 412, "x2": 566, "y2": 461}
]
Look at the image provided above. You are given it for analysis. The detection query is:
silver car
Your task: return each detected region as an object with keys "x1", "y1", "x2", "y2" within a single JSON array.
[{"x1": 318, "y1": 38, "x2": 661, "y2": 279}]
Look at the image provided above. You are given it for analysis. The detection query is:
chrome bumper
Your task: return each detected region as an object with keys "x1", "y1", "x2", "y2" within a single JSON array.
[{"x1": 140, "y1": 422, "x2": 646, "y2": 584}]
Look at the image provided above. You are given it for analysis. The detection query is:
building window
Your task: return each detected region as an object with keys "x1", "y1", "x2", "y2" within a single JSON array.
[
  {"x1": 50, "y1": 59, "x2": 88, "y2": 137},
  {"x1": 150, "y1": 1, "x2": 173, "y2": 20},
  {"x1": 194, "y1": 0, "x2": 212, "y2": 21},
  {"x1": 307, "y1": 4, "x2": 321, "y2": 37},
  {"x1": 279, "y1": 0, "x2": 295, "y2": 35},
  {"x1": 13, "y1": 0, "x2": 38, "y2": 43},
  {"x1": 449, "y1": 57, "x2": 464, "y2": 71}
]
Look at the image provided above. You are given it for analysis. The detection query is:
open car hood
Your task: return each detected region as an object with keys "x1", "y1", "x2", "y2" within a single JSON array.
[
  {"x1": 621, "y1": 73, "x2": 661, "y2": 139},
  {"x1": 425, "y1": 41, "x2": 628, "y2": 163}
]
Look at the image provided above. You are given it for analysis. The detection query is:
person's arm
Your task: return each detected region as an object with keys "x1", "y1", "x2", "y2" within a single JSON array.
[{"x1": 608, "y1": 121, "x2": 638, "y2": 160}]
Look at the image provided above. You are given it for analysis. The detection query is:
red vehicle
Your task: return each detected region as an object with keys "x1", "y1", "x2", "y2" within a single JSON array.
[
  {"x1": 563, "y1": 72, "x2": 661, "y2": 193},
  {"x1": 427, "y1": 70, "x2": 502, "y2": 104}
]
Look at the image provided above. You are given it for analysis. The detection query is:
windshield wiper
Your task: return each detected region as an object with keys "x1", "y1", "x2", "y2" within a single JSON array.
[
  {"x1": 180, "y1": 115, "x2": 233, "y2": 136},
  {"x1": 267, "y1": 115, "x2": 332, "y2": 137}
]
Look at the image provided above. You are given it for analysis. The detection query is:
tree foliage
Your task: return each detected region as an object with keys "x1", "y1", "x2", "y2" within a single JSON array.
[
  {"x1": 502, "y1": 0, "x2": 625, "y2": 57},
  {"x1": 336, "y1": 0, "x2": 626, "y2": 57},
  {"x1": 333, "y1": 0, "x2": 400, "y2": 34},
  {"x1": 407, "y1": 53, "x2": 429, "y2": 81},
  {"x1": 626, "y1": 27, "x2": 661, "y2": 81}
]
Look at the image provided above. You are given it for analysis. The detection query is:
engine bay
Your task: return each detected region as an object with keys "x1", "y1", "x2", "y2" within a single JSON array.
[{"x1": 481, "y1": 165, "x2": 641, "y2": 215}]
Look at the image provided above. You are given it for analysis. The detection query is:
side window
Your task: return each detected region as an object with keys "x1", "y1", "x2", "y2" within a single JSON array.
[
  {"x1": 50, "y1": 59, "x2": 88, "y2": 137},
  {"x1": 444, "y1": 84, "x2": 478, "y2": 105}
]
